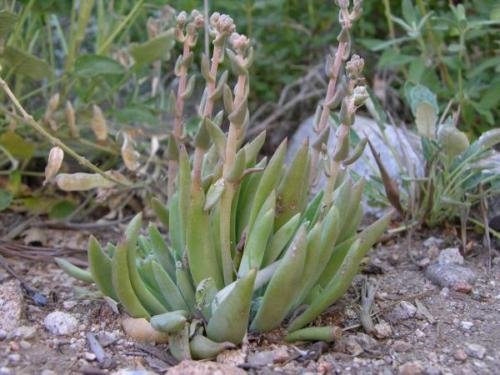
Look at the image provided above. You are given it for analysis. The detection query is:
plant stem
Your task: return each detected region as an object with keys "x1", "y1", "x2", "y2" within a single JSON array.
[
  {"x1": 168, "y1": 33, "x2": 194, "y2": 200},
  {"x1": 220, "y1": 56, "x2": 248, "y2": 285},
  {"x1": 0, "y1": 77, "x2": 129, "y2": 187},
  {"x1": 193, "y1": 43, "x2": 224, "y2": 185}
]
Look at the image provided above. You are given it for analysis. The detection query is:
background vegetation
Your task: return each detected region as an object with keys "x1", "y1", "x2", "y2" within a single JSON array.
[{"x1": 0, "y1": 0, "x2": 498, "y2": 222}]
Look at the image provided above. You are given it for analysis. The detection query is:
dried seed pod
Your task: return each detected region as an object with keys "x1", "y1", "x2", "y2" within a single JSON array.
[
  {"x1": 121, "y1": 132, "x2": 140, "y2": 171},
  {"x1": 55, "y1": 172, "x2": 116, "y2": 191},
  {"x1": 91, "y1": 105, "x2": 108, "y2": 142},
  {"x1": 44, "y1": 146, "x2": 64, "y2": 185},
  {"x1": 65, "y1": 101, "x2": 79, "y2": 138}
]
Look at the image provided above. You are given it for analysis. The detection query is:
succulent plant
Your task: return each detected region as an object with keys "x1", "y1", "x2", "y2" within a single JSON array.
[{"x1": 58, "y1": 1, "x2": 392, "y2": 361}]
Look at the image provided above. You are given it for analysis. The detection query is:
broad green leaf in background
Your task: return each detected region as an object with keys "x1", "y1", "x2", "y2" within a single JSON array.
[
  {"x1": 0, "y1": 10, "x2": 18, "y2": 38},
  {"x1": 115, "y1": 106, "x2": 157, "y2": 126},
  {"x1": 0, "y1": 189, "x2": 13, "y2": 211},
  {"x1": 378, "y1": 50, "x2": 415, "y2": 68},
  {"x1": 0, "y1": 131, "x2": 35, "y2": 160},
  {"x1": 0, "y1": 46, "x2": 51, "y2": 80},
  {"x1": 129, "y1": 29, "x2": 176, "y2": 66},
  {"x1": 49, "y1": 200, "x2": 77, "y2": 219},
  {"x1": 74, "y1": 54, "x2": 126, "y2": 77},
  {"x1": 404, "y1": 83, "x2": 439, "y2": 116}
]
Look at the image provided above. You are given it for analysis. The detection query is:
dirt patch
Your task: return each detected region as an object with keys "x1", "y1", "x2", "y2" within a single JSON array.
[{"x1": 0, "y1": 223, "x2": 498, "y2": 374}]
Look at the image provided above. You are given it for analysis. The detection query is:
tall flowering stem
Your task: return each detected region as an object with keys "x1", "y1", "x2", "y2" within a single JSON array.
[
  {"x1": 219, "y1": 33, "x2": 252, "y2": 285},
  {"x1": 311, "y1": 0, "x2": 362, "y2": 183},
  {"x1": 192, "y1": 13, "x2": 235, "y2": 185},
  {"x1": 167, "y1": 11, "x2": 204, "y2": 200},
  {"x1": 323, "y1": 54, "x2": 368, "y2": 206}
]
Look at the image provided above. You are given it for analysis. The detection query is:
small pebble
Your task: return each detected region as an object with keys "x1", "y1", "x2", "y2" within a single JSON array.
[
  {"x1": 398, "y1": 360, "x2": 424, "y2": 375},
  {"x1": 84, "y1": 352, "x2": 97, "y2": 361},
  {"x1": 374, "y1": 321, "x2": 392, "y2": 339},
  {"x1": 7, "y1": 354, "x2": 20, "y2": 364},
  {"x1": 19, "y1": 340, "x2": 31, "y2": 349},
  {"x1": 437, "y1": 248, "x2": 464, "y2": 265},
  {"x1": 41, "y1": 371, "x2": 57, "y2": 375},
  {"x1": 392, "y1": 340, "x2": 411, "y2": 352},
  {"x1": 0, "y1": 329, "x2": 7, "y2": 340},
  {"x1": 44, "y1": 311, "x2": 78, "y2": 336},
  {"x1": 454, "y1": 349, "x2": 468, "y2": 362},
  {"x1": 465, "y1": 343, "x2": 486, "y2": 359},
  {"x1": 460, "y1": 321, "x2": 474, "y2": 330},
  {"x1": 0, "y1": 367, "x2": 12, "y2": 375},
  {"x1": 440, "y1": 287, "x2": 449, "y2": 297}
]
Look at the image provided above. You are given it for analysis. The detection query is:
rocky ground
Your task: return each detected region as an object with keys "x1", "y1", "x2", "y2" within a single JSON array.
[{"x1": 0, "y1": 215, "x2": 499, "y2": 374}]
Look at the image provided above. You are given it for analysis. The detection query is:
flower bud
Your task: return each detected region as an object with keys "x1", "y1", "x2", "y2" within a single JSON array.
[
  {"x1": 176, "y1": 11, "x2": 187, "y2": 26},
  {"x1": 65, "y1": 101, "x2": 79, "y2": 138},
  {"x1": 346, "y1": 54, "x2": 364, "y2": 78},
  {"x1": 44, "y1": 146, "x2": 64, "y2": 185},
  {"x1": 353, "y1": 85, "x2": 368, "y2": 106}
]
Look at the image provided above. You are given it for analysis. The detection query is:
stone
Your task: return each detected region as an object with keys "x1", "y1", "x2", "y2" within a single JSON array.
[
  {"x1": 289, "y1": 116, "x2": 423, "y2": 216},
  {"x1": 11, "y1": 326, "x2": 37, "y2": 340},
  {"x1": 19, "y1": 340, "x2": 31, "y2": 349},
  {"x1": 392, "y1": 340, "x2": 412, "y2": 352},
  {"x1": 437, "y1": 248, "x2": 464, "y2": 265},
  {"x1": 341, "y1": 336, "x2": 363, "y2": 356},
  {"x1": 112, "y1": 370, "x2": 156, "y2": 375},
  {"x1": 464, "y1": 343, "x2": 486, "y2": 359},
  {"x1": 425, "y1": 263, "x2": 476, "y2": 291},
  {"x1": 454, "y1": 348, "x2": 468, "y2": 361},
  {"x1": 0, "y1": 280, "x2": 23, "y2": 333},
  {"x1": 166, "y1": 360, "x2": 246, "y2": 375},
  {"x1": 355, "y1": 332, "x2": 378, "y2": 350},
  {"x1": 424, "y1": 366, "x2": 442, "y2": 375},
  {"x1": 399, "y1": 361, "x2": 424, "y2": 375},
  {"x1": 7, "y1": 354, "x2": 20, "y2": 364},
  {"x1": 217, "y1": 349, "x2": 246, "y2": 367},
  {"x1": 374, "y1": 320, "x2": 392, "y2": 339},
  {"x1": 44, "y1": 311, "x2": 78, "y2": 336},
  {"x1": 0, "y1": 329, "x2": 7, "y2": 340},
  {"x1": 423, "y1": 237, "x2": 444, "y2": 248},
  {"x1": 247, "y1": 346, "x2": 289, "y2": 367},
  {"x1": 460, "y1": 321, "x2": 474, "y2": 330},
  {"x1": 390, "y1": 301, "x2": 417, "y2": 321}
]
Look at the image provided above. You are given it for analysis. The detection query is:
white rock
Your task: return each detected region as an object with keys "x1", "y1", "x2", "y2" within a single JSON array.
[
  {"x1": 423, "y1": 237, "x2": 444, "y2": 248},
  {"x1": 438, "y1": 248, "x2": 464, "y2": 265},
  {"x1": 44, "y1": 311, "x2": 78, "y2": 336},
  {"x1": 374, "y1": 320, "x2": 392, "y2": 339},
  {"x1": 465, "y1": 343, "x2": 486, "y2": 359},
  {"x1": 460, "y1": 321, "x2": 474, "y2": 330}
]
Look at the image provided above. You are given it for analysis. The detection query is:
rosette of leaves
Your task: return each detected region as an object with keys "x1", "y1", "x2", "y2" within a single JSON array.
[
  {"x1": 369, "y1": 83, "x2": 500, "y2": 229},
  {"x1": 58, "y1": 4, "x2": 392, "y2": 362}
]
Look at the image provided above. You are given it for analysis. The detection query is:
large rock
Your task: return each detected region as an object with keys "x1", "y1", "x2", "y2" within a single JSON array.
[
  {"x1": 289, "y1": 116, "x2": 423, "y2": 214},
  {"x1": 0, "y1": 280, "x2": 23, "y2": 334}
]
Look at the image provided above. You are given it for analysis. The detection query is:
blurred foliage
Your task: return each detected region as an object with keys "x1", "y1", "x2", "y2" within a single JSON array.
[{"x1": 0, "y1": 0, "x2": 498, "y2": 219}]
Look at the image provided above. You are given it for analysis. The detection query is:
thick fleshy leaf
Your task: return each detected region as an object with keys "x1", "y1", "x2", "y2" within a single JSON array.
[
  {"x1": 206, "y1": 269, "x2": 256, "y2": 344},
  {"x1": 88, "y1": 236, "x2": 117, "y2": 300},
  {"x1": 251, "y1": 225, "x2": 308, "y2": 332}
]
